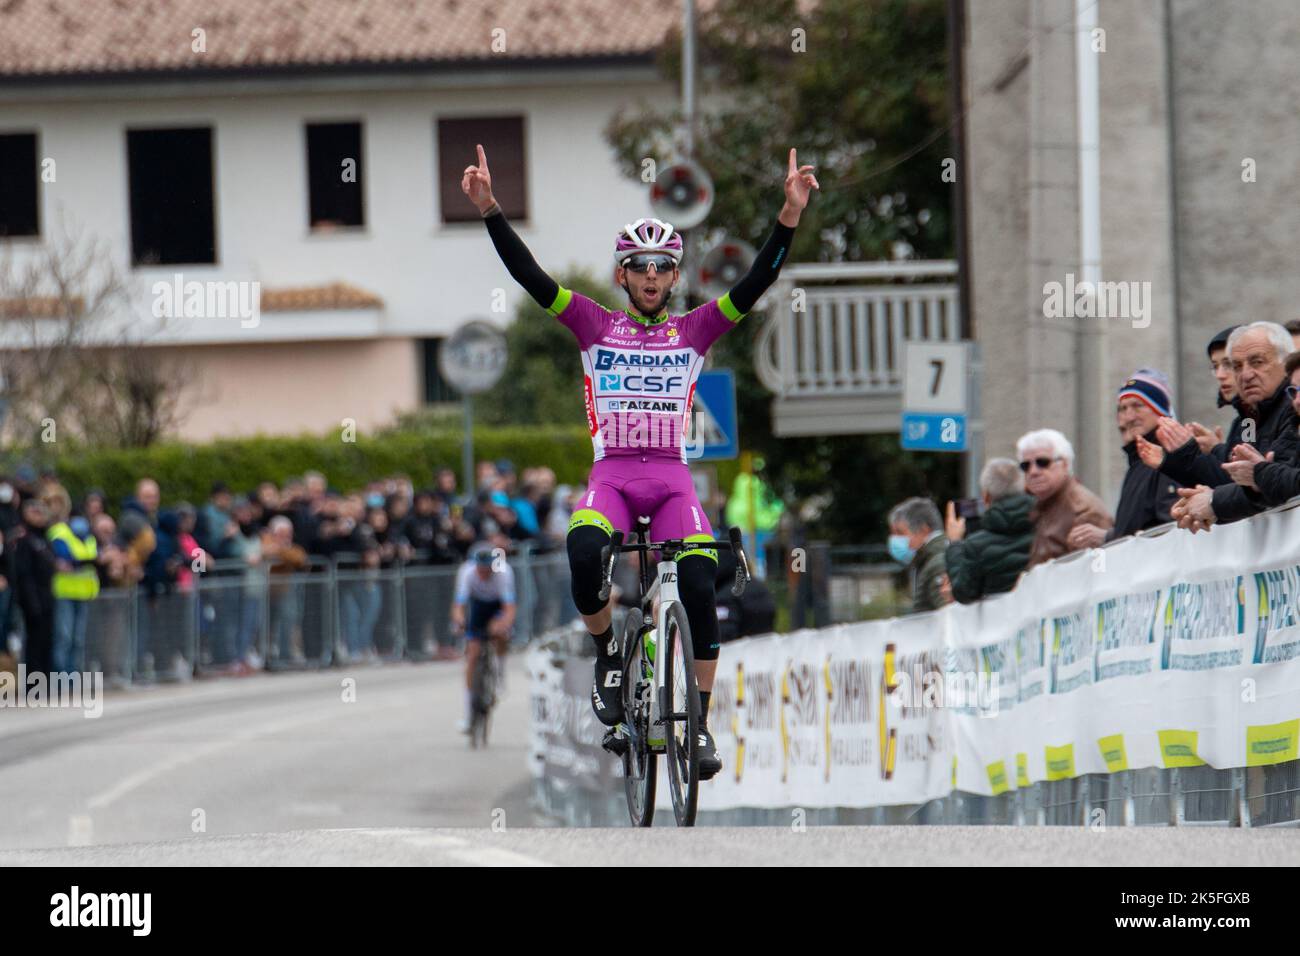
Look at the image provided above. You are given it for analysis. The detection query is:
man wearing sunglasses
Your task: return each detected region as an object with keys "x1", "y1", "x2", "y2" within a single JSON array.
[
  {"x1": 463, "y1": 144, "x2": 817, "y2": 779},
  {"x1": 1016, "y1": 428, "x2": 1113, "y2": 568}
]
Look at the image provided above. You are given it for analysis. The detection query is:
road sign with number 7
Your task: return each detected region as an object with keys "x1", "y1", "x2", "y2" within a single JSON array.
[
  {"x1": 903, "y1": 341, "x2": 968, "y2": 413},
  {"x1": 901, "y1": 342, "x2": 969, "y2": 452}
]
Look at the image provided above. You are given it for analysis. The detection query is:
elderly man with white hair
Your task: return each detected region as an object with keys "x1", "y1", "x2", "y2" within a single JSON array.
[
  {"x1": 1016, "y1": 428, "x2": 1113, "y2": 568},
  {"x1": 1172, "y1": 321, "x2": 1300, "y2": 532}
]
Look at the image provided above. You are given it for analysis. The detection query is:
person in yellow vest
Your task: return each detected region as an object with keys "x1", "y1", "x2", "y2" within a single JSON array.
[
  {"x1": 724, "y1": 459, "x2": 784, "y2": 579},
  {"x1": 48, "y1": 510, "x2": 100, "y2": 675}
]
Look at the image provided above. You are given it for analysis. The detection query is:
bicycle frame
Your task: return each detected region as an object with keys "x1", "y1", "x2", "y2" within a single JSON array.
[
  {"x1": 607, "y1": 522, "x2": 750, "y2": 748},
  {"x1": 640, "y1": 552, "x2": 681, "y2": 742}
]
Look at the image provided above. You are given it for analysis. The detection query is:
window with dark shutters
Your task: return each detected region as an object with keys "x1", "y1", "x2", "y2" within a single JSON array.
[
  {"x1": 127, "y1": 127, "x2": 216, "y2": 265},
  {"x1": 0, "y1": 132, "x2": 40, "y2": 238},
  {"x1": 306, "y1": 121, "x2": 365, "y2": 230},
  {"x1": 437, "y1": 116, "x2": 528, "y2": 223}
]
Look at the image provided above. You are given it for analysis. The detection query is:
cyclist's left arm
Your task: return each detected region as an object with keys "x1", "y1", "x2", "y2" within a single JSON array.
[
  {"x1": 495, "y1": 567, "x2": 518, "y2": 631},
  {"x1": 683, "y1": 217, "x2": 796, "y2": 352},
  {"x1": 686, "y1": 148, "x2": 816, "y2": 349}
]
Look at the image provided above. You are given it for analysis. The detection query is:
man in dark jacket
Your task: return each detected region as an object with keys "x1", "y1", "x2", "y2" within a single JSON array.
[
  {"x1": 1149, "y1": 327, "x2": 1248, "y2": 478},
  {"x1": 1173, "y1": 322, "x2": 1300, "y2": 531},
  {"x1": 1137, "y1": 327, "x2": 1244, "y2": 487},
  {"x1": 12, "y1": 497, "x2": 56, "y2": 677},
  {"x1": 1072, "y1": 369, "x2": 1182, "y2": 548},
  {"x1": 887, "y1": 498, "x2": 949, "y2": 613},
  {"x1": 1226, "y1": 350, "x2": 1300, "y2": 506},
  {"x1": 944, "y1": 459, "x2": 1035, "y2": 603},
  {"x1": 401, "y1": 490, "x2": 458, "y2": 564}
]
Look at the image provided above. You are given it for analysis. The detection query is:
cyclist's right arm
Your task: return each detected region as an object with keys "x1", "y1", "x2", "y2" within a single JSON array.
[
  {"x1": 463, "y1": 142, "x2": 566, "y2": 314},
  {"x1": 481, "y1": 208, "x2": 561, "y2": 312},
  {"x1": 452, "y1": 562, "x2": 472, "y2": 606}
]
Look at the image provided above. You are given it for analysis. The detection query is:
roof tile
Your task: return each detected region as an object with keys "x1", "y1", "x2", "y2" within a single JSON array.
[{"x1": 0, "y1": 0, "x2": 683, "y2": 77}]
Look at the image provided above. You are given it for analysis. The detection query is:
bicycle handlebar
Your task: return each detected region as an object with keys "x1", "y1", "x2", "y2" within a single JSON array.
[
  {"x1": 728, "y1": 526, "x2": 751, "y2": 597},
  {"x1": 597, "y1": 526, "x2": 752, "y2": 603}
]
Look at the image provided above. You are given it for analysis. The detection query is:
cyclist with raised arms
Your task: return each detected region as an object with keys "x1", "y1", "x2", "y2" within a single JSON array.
[{"x1": 462, "y1": 144, "x2": 817, "y2": 778}]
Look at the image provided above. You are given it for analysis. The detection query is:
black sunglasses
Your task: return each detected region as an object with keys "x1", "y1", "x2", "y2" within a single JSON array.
[
  {"x1": 1019, "y1": 456, "x2": 1061, "y2": 473},
  {"x1": 1288, "y1": 385, "x2": 1299, "y2": 401},
  {"x1": 623, "y1": 253, "x2": 677, "y2": 274}
]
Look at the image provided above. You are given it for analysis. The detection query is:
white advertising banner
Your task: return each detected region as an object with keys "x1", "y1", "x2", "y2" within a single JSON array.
[{"x1": 532, "y1": 504, "x2": 1300, "y2": 810}]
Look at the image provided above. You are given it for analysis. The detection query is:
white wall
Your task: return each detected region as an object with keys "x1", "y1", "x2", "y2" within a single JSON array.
[{"x1": 0, "y1": 71, "x2": 672, "y2": 342}]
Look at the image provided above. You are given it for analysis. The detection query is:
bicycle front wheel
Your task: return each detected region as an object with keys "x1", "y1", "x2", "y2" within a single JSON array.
[
  {"x1": 661, "y1": 601, "x2": 700, "y2": 827},
  {"x1": 621, "y1": 608, "x2": 656, "y2": 827}
]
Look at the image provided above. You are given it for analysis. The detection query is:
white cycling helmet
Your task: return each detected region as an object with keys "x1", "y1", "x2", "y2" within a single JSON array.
[{"x1": 613, "y1": 217, "x2": 684, "y2": 266}]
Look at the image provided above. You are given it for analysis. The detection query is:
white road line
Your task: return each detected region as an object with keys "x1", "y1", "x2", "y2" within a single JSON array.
[{"x1": 85, "y1": 710, "x2": 317, "y2": 809}]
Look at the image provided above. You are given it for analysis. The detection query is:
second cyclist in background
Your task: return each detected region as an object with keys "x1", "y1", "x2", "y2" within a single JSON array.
[{"x1": 452, "y1": 546, "x2": 516, "y2": 733}]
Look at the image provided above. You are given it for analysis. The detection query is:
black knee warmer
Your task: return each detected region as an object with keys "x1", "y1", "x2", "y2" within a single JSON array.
[
  {"x1": 567, "y1": 524, "x2": 612, "y2": 617},
  {"x1": 677, "y1": 554, "x2": 720, "y2": 662}
]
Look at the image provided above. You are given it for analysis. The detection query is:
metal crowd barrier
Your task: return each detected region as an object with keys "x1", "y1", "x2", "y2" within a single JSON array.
[{"x1": 64, "y1": 544, "x2": 572, "y2": 683}]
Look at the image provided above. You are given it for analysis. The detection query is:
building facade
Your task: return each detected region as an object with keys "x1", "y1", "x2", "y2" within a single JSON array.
[
  {"x1": 964, "y1": 0, "x2": 1300, "y2": 502},
  {"x1": 0, "y1": 1, "x2": 676, "y2": 440}
]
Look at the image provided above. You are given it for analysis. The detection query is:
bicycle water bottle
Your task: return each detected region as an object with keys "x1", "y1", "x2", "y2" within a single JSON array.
[{"x1": 644, "y1": 626, "x2": 664, "y2": 749}]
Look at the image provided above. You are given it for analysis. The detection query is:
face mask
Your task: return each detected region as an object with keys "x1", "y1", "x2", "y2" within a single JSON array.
[
  {"x1": 887, "y1": 534, "x2": 916, "y2": 565},
  {"x1": 70, "y1": 517, "x2": 91, "y2": 538},
  {"x1": 0, "y1": 484, "x2": 12, "y2": 504},
  {"x1": 367, "y1": 493, "x2": 385, "y2": 509}
]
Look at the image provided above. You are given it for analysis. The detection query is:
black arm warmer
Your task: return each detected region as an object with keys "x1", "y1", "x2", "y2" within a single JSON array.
[
  {"x1": 728, "y1": 220, "x2": 796, "y2": 315},
  {"x1": 482, "y1": 210, "x2": 559, "y2": 311}
]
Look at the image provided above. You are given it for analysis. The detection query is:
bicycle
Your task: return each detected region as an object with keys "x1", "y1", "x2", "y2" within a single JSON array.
[
  {"x1": 468, "y1": 639, "x2": 497, "y2": 749},
  {"x1": 599, "y1": 519, "x2": 750, "y2": 827}
]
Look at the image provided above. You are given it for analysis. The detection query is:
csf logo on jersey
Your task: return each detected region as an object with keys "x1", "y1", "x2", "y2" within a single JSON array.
[
  {"x1": 594, "y1": 349, "x2": 692, "y2": 371},
  {"x1": 599, "y1": 372, "x2": 684, "y2": 394}
]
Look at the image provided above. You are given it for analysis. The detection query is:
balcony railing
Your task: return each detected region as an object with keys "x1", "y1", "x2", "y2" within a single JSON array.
[{"x1": 753, "y1": 261, "x2": 960, "y2": 436}]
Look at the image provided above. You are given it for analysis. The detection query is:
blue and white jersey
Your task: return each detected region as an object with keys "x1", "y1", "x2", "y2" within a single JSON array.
[{"x1": 454, "y1": 561, "x2": 516, "y2": 605}]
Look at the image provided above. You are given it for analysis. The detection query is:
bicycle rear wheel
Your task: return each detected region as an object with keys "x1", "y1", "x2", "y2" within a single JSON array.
[
  {"x1": 661, "y1": 601, "x2": 700, "y2": 827},
  {"x1": 621, "y1": 609, "x2": 656, "y2": 827}
]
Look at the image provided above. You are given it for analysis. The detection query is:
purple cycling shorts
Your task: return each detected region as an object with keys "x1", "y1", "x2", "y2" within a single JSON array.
[{"x1": 579, "y1": 456, "x2": 713, "y2": 542}]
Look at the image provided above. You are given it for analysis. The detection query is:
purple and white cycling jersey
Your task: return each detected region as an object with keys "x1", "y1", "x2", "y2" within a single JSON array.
[{"x1": 548, "y1": 288, "x2": 741, "y2": 464}]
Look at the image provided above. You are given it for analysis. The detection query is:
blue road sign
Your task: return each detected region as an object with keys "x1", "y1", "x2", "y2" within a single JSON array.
[
  {"x1": 690, "y1": 369, "x2": 739, "y2": 461},
  {"x1": 900, "y1": 412, "x2": 968, "y2": 452}
]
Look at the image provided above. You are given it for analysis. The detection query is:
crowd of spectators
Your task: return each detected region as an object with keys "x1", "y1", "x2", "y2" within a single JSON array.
[
  {"x1": 890, "y1": 319, "x2": 1300, "y2": 612},
  {"x1": 0, "y1": 459, "x2": 582, "y2": 681},
  {"x1": 13, "y1": 320, "x2": 1291, "y2": 672}
]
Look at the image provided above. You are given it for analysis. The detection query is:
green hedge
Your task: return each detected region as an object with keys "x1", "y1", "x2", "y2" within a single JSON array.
[{"x1": 46, "y1": 424, "x2": 594, "y2": 510}]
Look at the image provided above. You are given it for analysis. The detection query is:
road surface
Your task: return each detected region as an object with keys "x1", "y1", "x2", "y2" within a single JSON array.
[
  {"x1": 4, "y1": 658, "x2": 1300, "y2": 865},
  {"x1": 0, "y1": 657, "x2": 536, "y2": 852}
]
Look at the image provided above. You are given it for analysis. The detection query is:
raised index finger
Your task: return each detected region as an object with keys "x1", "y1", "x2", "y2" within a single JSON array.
[
  {"x1": 788, "y1": 147, "x2": 798, "y2": 176},
  {"x1": 477, "y1": 143, "x2": 488, "y2": 170}
]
